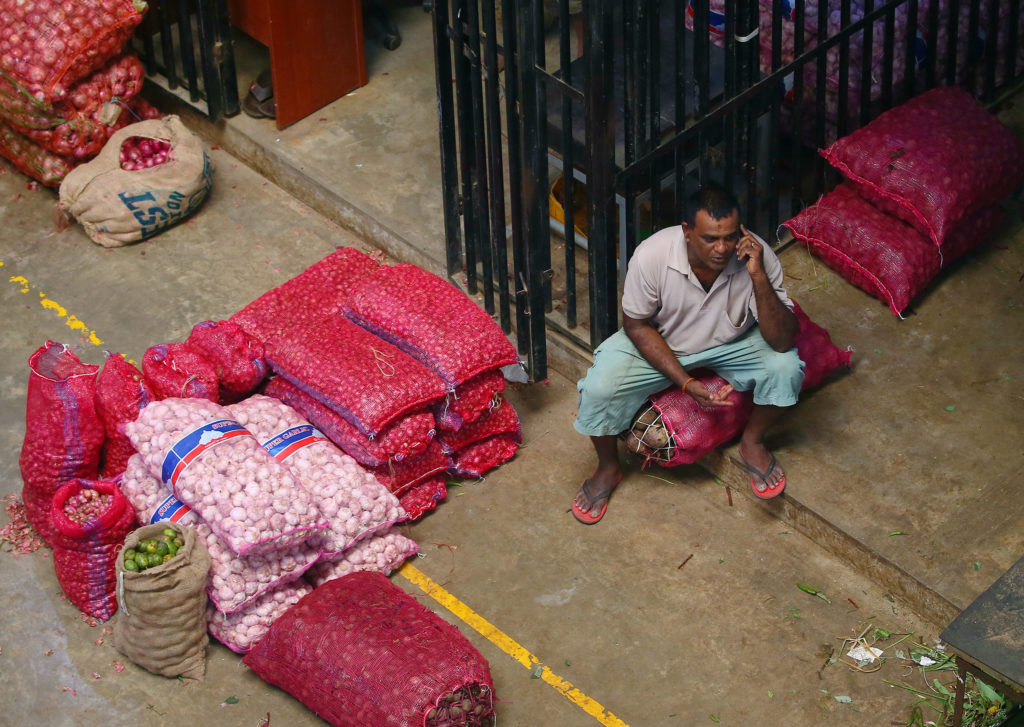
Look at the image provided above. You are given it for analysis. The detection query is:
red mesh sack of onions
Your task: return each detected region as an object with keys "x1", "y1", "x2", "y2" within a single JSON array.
[
  {"x1": 0, "y1": 118, "x2": 77, "y2": 185},
  {"x1": 396, "y1": 475, "x2": 448, "y2": 522},
  {"x1": 437, "y1": 396, "x2": 520, "y2": 454},
  {"x1": 49, "y1": 479, "x2": 135, "y2": 620},
  {"x1": 448, "y1": 433, "x2": 520, "y2": 479},
  {"x1": 186, "y1": 320, "x2": 268, "y2": 404},
  {"x1": 120, "y1": 454, "x2": 320, "y2": 614},
  {"x1": 14, "y1": 94, "x2": 158, "y2": 159},
  {"x1": 227, "y1": 395, "x2": 405, "y2": 558},
  {"x1": 58, "y1": 115, "x2": 214, "y2": 247},
  {"x1": 373, "y1": 440, "x2": 451, "y2": 497},
  {"x1": 263, "y1": 376, "x2": 435, "y2": 467},
  {"x1": 433, "y1": 367, "x2": 506, "y2": 431},
  {"x1": 782, "y1": 183, "x2": 1005, "y2": 317},
  {"x1": 821, "y1": 86, "x2": 1024, "y2": 247},
  {"x1": 790, "y1": 301, "x2": 852, "y2": 391},
  {"x1": 20, "y1": 341, "x2": 104, "y2": 544},
  {"x1": 95, "y1": 352, "x2": 152, "y2": 479},
  {"x1": 207, "y1": 578, "x2": 312, "y2": 654},
  {"x1": 344, "y1": 263, "x2": 520, "y2": 390},
  {"x1": 304, "y1": 527, "x2": 418, "y2": 587},
  {"x1": 265, "y1": 315, "x2": 447, "y2": 437},
  {"x1": 142, "y1": 342, "x2": 219, "y2": 402},
  {"x1": 243, "y1": 571, "x2": 496, "y2": 727},
  {"x1": 124, "y1": 397, "x2": 326, "y2": 557},
  {"x1": 230, "y1": 246, "x2": 381, "y2": 345},
  {"x1": 0, "y1": 0, "x2": 148, "y2": 107}
]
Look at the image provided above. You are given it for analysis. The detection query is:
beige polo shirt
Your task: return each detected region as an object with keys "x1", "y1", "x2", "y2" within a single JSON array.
[{"x1": 620, "y1": 225, "x2": 793, "y2": 355}]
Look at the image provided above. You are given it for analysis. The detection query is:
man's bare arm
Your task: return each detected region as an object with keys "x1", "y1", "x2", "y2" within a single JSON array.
[{"x1": 623, "y1": 313, "x2": 733, "y2": 407}]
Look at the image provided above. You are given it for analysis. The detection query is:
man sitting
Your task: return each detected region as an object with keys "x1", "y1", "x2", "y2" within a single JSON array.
[{"x1": 572, "y1": 183, "x2": 805, "y2": 524}]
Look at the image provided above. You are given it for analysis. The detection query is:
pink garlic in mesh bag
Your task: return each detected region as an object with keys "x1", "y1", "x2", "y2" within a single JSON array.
[
  {"x1": 207, "y1": 579, "x2": 313, "y2": 654},
  {"x1": 227, "y1": 395, "x2": 406, "y2": 557},
  {"x1": 95, "y1": 352, "x2": 152, "y2": 479},
  {"x1": 142, "y1": 342, "x2": 219, "y2": 402},
  {"x1": 263, "y1": 375, "x2": 435, "y2": 467},
  {"x1": 119, "y1": 454, "x2": 320, "y2": 614},
  {"x1": 265, "y1": 315, "x2": 447, "y2": 437},
  {"x1": 304, "y1": 527, "x2": 419, "y2": 587},
  {"x1": 124, "y1": 397, "x2": 326, "y2": 556},
  {"x1": 230, "y1": 246, "x2": 381, "y2": 344},
  {"x1": 185, "y1": 320, "x2": 268, "y2": 403},
  {"x1": 344, "y1": 263, "x2": 520, "y2": 388}
]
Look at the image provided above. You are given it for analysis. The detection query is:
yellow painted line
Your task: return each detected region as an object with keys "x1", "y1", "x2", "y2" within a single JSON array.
[
  {"x1": 6, "y1": 266, "x2": 105, "y2": 347},
  {"x1": 397, "y1": 562, "x2": 630, "y2": 727}
]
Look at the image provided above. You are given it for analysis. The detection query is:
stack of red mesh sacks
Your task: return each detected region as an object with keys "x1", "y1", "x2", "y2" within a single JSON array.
[
  {"x1": 230, "y1": 248, "x2": 523, "y2": 521},
  {"x1": 0, "y1": 0, "x2": 160, "y2": 187},
  {"x1": 784, "y1": 86, "x2": 1024, "y2": 318}
]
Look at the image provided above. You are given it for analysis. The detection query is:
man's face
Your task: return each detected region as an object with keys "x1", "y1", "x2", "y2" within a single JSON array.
[{"x1": 683, "y1": 209, "x2": 741, "y2": 274}]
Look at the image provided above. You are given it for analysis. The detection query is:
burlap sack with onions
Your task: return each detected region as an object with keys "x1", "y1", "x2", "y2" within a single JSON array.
[
  {"x1": 59, "y1": 115, "x2": 214, "y2": 247},
  {"x1": 113, "y1": 521, "x2": 211, "y2": 679}
]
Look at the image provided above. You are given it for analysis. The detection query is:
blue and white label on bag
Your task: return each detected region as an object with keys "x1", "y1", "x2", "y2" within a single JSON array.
[
  {"x1": 261, "y1": 425, "x2": 328, "y2": 463},
  {"x1": 161, "y1": 419, "x2": 253, "y2": 488},
  {"x1": 149, "y1": 494, "x2": 192, "y2": 524}
]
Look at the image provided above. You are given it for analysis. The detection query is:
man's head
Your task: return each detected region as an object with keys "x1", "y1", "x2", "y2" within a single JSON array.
[{"x1": 682, "y1": 183, "x2": 741, "y2": 275}]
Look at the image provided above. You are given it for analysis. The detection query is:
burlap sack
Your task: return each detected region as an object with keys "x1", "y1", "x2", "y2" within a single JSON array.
[
  {"x1": 58, "y1": 115, "x2": 214, "y2": 247},
  {"x1": 113, "y1": 522, "x2": 211, "y2": 679}
]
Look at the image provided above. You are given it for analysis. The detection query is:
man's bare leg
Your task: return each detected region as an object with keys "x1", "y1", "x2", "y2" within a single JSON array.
[
  {"x1": 574, "y1": 435, "x2": 623, "y2": 518},
  {"x1": 737, "y1": 404, "x2": 785, "y2": 490}
]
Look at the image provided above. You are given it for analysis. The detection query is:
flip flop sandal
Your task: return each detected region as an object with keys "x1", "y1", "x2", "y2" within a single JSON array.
[
  {"x1": 571, "y1": 477, "x2": 618, "y2": 525},
  {"x1": 242, "y1": 69, "x2": 276, "y2": 119},
  {"x1": 738, "y1": 454, "x2": 786, "y2": 500}
]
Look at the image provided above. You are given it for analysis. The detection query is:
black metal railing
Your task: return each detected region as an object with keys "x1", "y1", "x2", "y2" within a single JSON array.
[
  {"x1": 431, "y1": 0, "x2": 1023, "y2": 381},
  {"x1": 131, "y1": 0, "x2": 240, "y2": 120}
]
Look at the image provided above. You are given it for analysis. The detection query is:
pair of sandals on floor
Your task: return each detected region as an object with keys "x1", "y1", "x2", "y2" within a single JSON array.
[{"x1": 571, "y1": 453, "x2": 785, "y2": 525}]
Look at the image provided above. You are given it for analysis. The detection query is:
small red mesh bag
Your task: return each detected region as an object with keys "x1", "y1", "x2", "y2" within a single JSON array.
[
  {"x1": 448, "y1": 433, "x2": 520, "y2": 479},
  {"x1": 262, "y1": 376, "x2": 435, "y2": 467},
  {"x1": 50, "y1": 479, "x2": 135, "y2": 620},
  {"x1": 230, "y1": 247, "x2": 380, "y2": 344},
  {"x1": 185, "y1": 320, "x2": 268, "y2": 403},
  {"x1": 821, "y1": 86, "x2": 1024, "y2": 246},
  {"x1": 438, "y1": 397, "x2": 521, "y2": 454},
  {"x1": 434, "y1": 368, "x2": 507, "y2": 431},
  {"x1": 242, "y1": 571, "x2": 496, "y2": 727},
  {"x1": 0, "y1": 118, "x2": 77, "y2": 186},
  {"x1": 783, "y1": 183, "x2": 942, "y2": 316},
  {"x1": 345, "y1": 264, "x2": 519, "y2": 388},
  {"x1": 0, "y1": 0, "x2": 148, "y2": 107},
  {"x1": 142, "y1": 342, "x2": 219, "y2": 402},
  {"x1": 791, "y1": 301, "x2": 852, "y2": 391},
  {"x1": 19, "y1": 341, "x2": 104, "y2": 544},
  {"x1": 95, "y1": 352, "x2": 152, "y2": 479},
  {"x1": 266, "y1": 315, "x2": 447, "y2": 437},
  {"x1": 373, "y1": 440, "x2": 451, "y2": 497},
  {"x1": 397, "y1": 474, "x2": 448, "y2": 521}
]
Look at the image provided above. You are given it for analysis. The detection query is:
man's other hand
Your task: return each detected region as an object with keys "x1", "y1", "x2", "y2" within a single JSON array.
[
  {"x1": 736, "y1": 224, "x2": 765, "y2": 276},
  {"x1": 685, "y1": 380, "x2": 735, "y2": 407}
]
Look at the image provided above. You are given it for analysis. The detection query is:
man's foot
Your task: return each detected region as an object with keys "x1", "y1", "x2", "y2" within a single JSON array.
[
  {"x1": 572, "y1": 473, "x2": 622, "y2": 525},
  {"x1": 737, "y1": 441, "x2": 786, "y2": 499}
]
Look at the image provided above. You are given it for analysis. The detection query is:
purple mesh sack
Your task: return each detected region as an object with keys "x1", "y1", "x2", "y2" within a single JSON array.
[
  {"x1": 372, "y1": 440, "x2": 451, "y2": 497},
  {"x1": 20, "y1": 341, "x2": 104, "y2": 544},
  {"x1": 821, "y1": 86, "x2": 1024, "y2": 246},
  {"x1": 437, "y1": 397, "x2": 521, "y2": 454},
  {"x1": 265, "y1": 315, "x2": 447, "y2": 437},
  {"x1": 142, "y1": 342, "x2": 219, "y2": 402},
  {"x1": 344, "y1": 264, "x2": 519, "y2": 388},
  {"x1": 185, "y1": 320, "x2": 267, "y2": 403},
  {"x1": 263, "y1": 376, "x2": 436, "y2": 468},
  {"x1": 230, "y1": 247, "x2": 380, "y2": 344},
  {"x1": 433, "y1": 367, "x2": 507, "y2": 431},
  {"x1": 95, "y1": 352, "x2": 151, "y2": 479},
  {"x1": 784, "y1": 183, "x2": 1005, "y2": 316}
]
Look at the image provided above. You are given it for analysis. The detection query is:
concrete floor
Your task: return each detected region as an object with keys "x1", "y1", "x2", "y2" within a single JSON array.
[{"x1": 2, "y1": 5, "x2": 1024, "y2": 727}]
